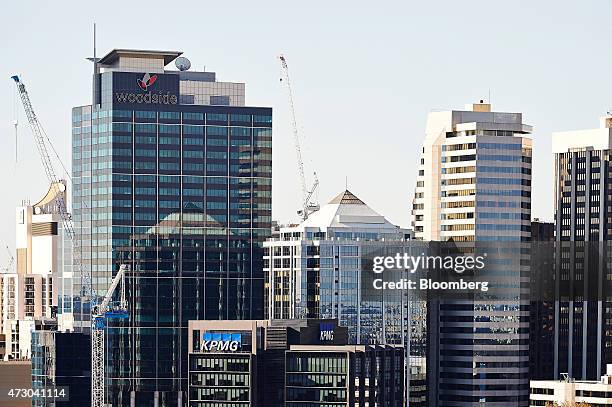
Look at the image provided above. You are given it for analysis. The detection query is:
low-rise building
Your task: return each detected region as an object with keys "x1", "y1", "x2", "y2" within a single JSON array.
[
  {"x1": 530, "y1": 364, "x2": 612, "y2": 406},
  {"x1": 188, "y1": 319, "x2": 404, "y2": 406}
]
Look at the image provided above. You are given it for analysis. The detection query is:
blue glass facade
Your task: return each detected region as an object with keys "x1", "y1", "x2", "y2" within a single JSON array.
[{"x1": 72, "y1": 68, "x2": 272, "y2": 406}]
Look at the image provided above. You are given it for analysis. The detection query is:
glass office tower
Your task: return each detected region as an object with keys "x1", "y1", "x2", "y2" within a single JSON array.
[{"x1": 71, "y1": 49, "x2": 272, "y2": 406}]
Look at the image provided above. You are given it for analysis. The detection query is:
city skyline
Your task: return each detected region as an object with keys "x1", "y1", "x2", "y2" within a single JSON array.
[{"x1": 2, "y1": 1, "x2": 612, "y2": 270}]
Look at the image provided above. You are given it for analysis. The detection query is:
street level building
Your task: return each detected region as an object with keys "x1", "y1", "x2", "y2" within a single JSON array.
[{"x1": 187, "y1": 319, "x2": 404, "y2": 407}]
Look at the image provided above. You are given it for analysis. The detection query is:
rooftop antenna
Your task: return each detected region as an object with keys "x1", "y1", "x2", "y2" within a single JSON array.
[
  {"x1": 488, "y1": 88, "x2": 491, "y2": 104},
  {"x1": 345, "y1": 176, "x2": 348, "y2": 191},
  {"x1": 92, "y1": 22, "x2": 99, "y2": 107}
]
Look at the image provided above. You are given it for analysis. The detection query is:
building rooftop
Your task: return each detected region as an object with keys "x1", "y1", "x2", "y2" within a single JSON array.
[
  {"x1": 328, "y1": 190, "x2": 366, "y2": 205},
  {"x1": 97, "y1": 49, "x2": 182, "y2": 66},
  {"x1": 552, "y1": 115, "x2": 612, "y2": 153},
  {"x1": 297, "y1": 189, "x2": 403, "y2": 231}
]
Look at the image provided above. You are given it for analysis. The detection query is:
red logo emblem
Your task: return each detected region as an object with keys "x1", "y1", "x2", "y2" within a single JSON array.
[{"x1": 137, "y1": 73, "x2": 158, "y2": 91}]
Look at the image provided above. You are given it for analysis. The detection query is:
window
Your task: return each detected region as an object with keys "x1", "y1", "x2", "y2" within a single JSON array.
[
  {"x1": 253, "y1": 115, "x2": 272, "y2": 125},
  {"x1": 135, "y1": 123, "x2": 156, "y2": 133},
  {"x1": 184, "y1": 125, "x2": 204, "y2": 135},
  {"x1": 113, "y1": 110, "x2": 132, "y2": 119},
  {"x1": 184, "y1": 138, "x2": 204, "y2": 145},
  {"x1": 207, "y1": 189, "x2": 227, "y2": 197},
  {"x1": 159, "y1": 124, "x2": 180, "y2": 134},
  {"x1": 207, "y1": 126, "x2": 227, "y2": 136},
  {"x1": 135, "y1": 149, "x2": 156, "y2": 157},
  {"x1": 207, "y1": 113, "x2": 227, "y2": 122},
  {"x1": 230, "y1": 114, "x2": 250, "y2": 123},
  {"x1": 135, "y1": 111, "x2": 156, "y2": 119},
  {"x1": 207, "y1": 151, "x2": 227, "y2": 160},
  {"x1": 184, "y1": 150, "x2": 204, "y2": 158},
  {"x1": 160, "y1": 137, "x2": 179, "y2": 145},
  {"x1": 160, "y1": 162, "x2": 180, "y2": 171},
  {"x1": 159, "y1": 149, "x2": 180, "y2": 158},
  {"x1": 207, "y1": 164, "x2": 227, "y2": 172},
  {"x1": 207, "y1": 138, "x2": 227, "y2": 147},
  {"x1": 183, "y1": 112, "x2": 204, "y2": 121},
  {"x1": 231, "y1": 127, "x2": 250, "y2": 137},
  {"x1": 112, "y1": 122, "x2": 133, "y2": 132},
  {"x1": 136, "y1": 136, "x2": 156, "y2": 144},
  {"x1": 207, "y1": 201, "x2": 227, "y2": 210},
  {"x1": 159, "y1": 111, "x2": 180, "y2": 120},
  {"x1": 135, "y1": 213, "x2": 156, "y2": 221},
  {"x1": 160, "y1": 188, "x2": 180, "y2": 196}
]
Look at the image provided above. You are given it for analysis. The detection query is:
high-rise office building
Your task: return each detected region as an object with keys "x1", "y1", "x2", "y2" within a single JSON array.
[
  {"x1": 71, "y1": 49, "x2": 272, "y2": 405},
  {"x1": 411, "y1": 102, "x2": 533, "y2": 405},
  {"x1": 412, "y1": 101, "x2": 532, "y2": 242},
  {"x1": 0, "y1": 181, "x2": 69, "y2": 360},
  {"x1": 263, "y1": 190, "x2": 425, "y2": 405},
  {"x1": 552, "y1": 115, "x2": 612, "y2": 380}
]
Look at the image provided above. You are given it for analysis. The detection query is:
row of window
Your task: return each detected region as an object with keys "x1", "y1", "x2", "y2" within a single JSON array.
[{"x1": 74, "y1": 110, "x2": 272, "y2": 125}]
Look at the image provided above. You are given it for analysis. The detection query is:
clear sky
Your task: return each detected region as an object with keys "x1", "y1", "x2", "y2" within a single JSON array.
[{"x1": 0, "y1": 1, "x2": 611, "y2": 267}]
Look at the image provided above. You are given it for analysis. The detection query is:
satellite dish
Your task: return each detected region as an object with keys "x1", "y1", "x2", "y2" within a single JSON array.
[{"x1": 175, "y1": 57, "x2": 191, "y2": 71}]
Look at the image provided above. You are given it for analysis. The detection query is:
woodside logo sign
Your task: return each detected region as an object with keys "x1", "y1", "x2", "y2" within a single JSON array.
[{"x1": 115, "y1": 73, "x2": 178, "y2": 105}]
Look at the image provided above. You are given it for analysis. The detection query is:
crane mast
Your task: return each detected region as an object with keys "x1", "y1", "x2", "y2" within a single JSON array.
[
  {"x1": 91, "y1": 264, "x2": 129, "y2": 407},
  {"x1": 278, "y1": 54, "x2": 319, "y2": 220}
]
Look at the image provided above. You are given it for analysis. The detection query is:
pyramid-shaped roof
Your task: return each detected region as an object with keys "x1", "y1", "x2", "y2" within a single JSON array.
[
  {"x1": 299, "y1": 189, "x2": 399, "y2": 230},
  {"x1": 328, "y1": 190, "x2": 366, "y2": 205}
]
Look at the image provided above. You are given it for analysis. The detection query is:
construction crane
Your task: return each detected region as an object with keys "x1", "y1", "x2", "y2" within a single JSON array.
[
  {"x1": 11, "y1": 75, "x2": 121, "y2": 407},
  {"x1": 10, "y1": 75, "x2": 91, "y2": 298},
  {"x1": 1, "y1": 246, "x2": 15, "y2": 273},
  {"x1": 278, "y1": 54, "x2": 320, "y2": 220},
  {"x1": 91, "y1": 263, "x2": 129, "y2": 407}
]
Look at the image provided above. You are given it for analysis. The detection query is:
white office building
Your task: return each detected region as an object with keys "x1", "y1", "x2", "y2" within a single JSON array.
[
  {"x1": 0, "y1": 181, "x2": 71, "y2": 360},
  {"x1": 530, "y1": 364, "x2": 612, "y2": 406},
  {"x1": 264, "y1": 190, "x2": 426, "y2": 405},
  {"x1": 411, "y1": 102, "x2": 533, "y2": 405}
]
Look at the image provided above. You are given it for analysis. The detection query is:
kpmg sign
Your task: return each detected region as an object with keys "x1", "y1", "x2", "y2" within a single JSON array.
[
  {"x1": 200, "y1": 332, "x2": 242, "y2": 352},
  {"x1": 319, "y1": 322, "x2": 335, "y2": 342},
  {"x1": 113, "y1": 72, "x2": 179, "y2": 105}
]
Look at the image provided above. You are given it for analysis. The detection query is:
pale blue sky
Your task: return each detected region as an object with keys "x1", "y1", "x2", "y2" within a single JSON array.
[{"x1": 1, "y1": 1, "x2": 611, "y2": 266}]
